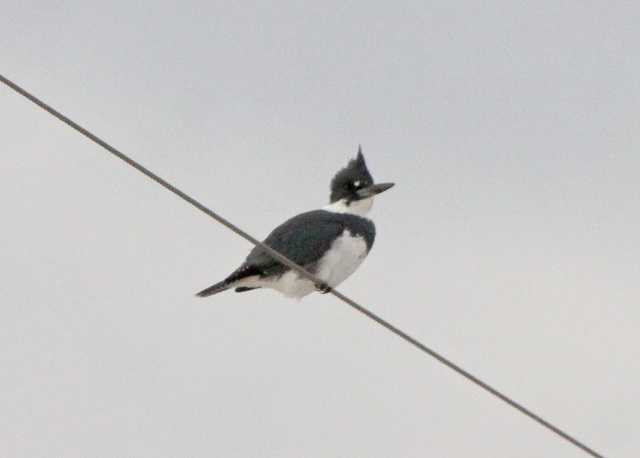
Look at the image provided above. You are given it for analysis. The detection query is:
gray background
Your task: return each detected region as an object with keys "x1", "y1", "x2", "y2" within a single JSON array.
[{"x1": 2, "y1": 2, "x2": 638, "y2": 457}]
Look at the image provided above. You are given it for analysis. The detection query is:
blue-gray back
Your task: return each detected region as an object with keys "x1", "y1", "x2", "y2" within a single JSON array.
[{"x1": 244, "y1": 210, "x2": 376, "y2": 275}]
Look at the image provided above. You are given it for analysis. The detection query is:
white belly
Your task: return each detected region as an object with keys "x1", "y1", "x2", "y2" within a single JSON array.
[
  {"x1": 267, "y1": 271, "x2": 317, "y2": 299},
  {"x1": 264, "y1": 230, "x2": 369, "y2": 300}
]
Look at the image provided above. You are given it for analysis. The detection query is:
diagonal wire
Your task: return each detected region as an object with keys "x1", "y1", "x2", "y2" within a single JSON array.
[{"x1": 0, "y1": 73, "x2": 604, "y2": 458}]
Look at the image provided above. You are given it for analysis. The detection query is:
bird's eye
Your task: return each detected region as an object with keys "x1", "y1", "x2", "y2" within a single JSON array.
[{"x1": 353, "y1": 181, "x2": 362, "y2": 189}]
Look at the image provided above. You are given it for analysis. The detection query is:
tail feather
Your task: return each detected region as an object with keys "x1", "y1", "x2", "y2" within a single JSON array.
[
  {"x1": 195, "y1": 281, "x2": 232, "y2": 297},
  {"x1": 235, "y1": 287, "x2": 260, "y2": 293},
  {"x1": 196, "y1": 264, "x2": 264, "y2": 298}
]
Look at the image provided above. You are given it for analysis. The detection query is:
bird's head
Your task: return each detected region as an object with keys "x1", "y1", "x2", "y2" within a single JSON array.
[{"x1": 325, "y1": 147, "x2": 394, "y2": 216}]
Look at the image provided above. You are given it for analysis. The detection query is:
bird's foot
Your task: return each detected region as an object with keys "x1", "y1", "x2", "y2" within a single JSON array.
[{"x1": 315, "y1": 282, "x2": 333, "y2": 294}]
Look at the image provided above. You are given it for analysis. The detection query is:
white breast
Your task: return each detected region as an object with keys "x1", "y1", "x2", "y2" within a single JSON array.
[{"x1": 315, "y1": 229, "x2": 369, "y2": 288}]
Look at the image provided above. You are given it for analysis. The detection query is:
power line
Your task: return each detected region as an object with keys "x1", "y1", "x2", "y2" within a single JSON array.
[{"x1": 0, "y1": 73, "x2": 605, "y2": 458}]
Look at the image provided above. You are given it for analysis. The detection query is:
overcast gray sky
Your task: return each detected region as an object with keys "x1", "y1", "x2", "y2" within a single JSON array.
[{"x1": 2, "y1": 2, "x2": 639, "y2": 457}]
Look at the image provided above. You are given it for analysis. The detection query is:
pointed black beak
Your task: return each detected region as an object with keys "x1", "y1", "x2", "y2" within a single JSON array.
[{"x1": 357, "y1": 182, "x2": 395, "y2": 198}]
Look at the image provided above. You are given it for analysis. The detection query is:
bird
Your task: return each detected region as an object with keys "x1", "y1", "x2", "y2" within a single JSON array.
[{"x1": 196, "y1": 147, "x2": 394, "y2": 299}]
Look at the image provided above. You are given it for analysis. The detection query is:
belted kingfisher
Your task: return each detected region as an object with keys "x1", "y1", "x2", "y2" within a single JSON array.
[{"x1": 196, "y1": 147, "x2": 394, "y2": 299}]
